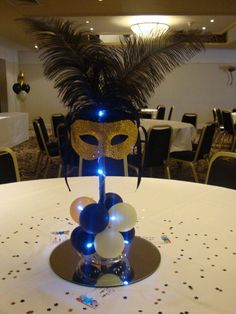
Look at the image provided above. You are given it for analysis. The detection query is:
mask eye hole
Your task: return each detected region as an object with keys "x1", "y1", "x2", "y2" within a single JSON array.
[
  {"x1": 111, "y1": 134, "x2": 128, "y2": 145},
  {"x1": 80, "y1": 135, "x2": 98, "y2": 145}
]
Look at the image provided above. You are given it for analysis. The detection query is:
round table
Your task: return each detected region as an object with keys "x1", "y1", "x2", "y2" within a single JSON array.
[
  {"x1": 0, "y1": 177, "x2": 235, "y2": 314},
  {"x1": 141, "y1": 119, "x2": 196, "y2": 152}
]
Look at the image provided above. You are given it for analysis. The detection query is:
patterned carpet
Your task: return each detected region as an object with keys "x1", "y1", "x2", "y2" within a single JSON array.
[{"x1": 12, "y1": 136, "x2": 209, "y2": 183}]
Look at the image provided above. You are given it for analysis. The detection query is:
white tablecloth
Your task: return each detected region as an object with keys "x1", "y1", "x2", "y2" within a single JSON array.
[
  {"x1": 0, "y1": 177, "x2": 235, "y2": 314},
  {"x1": 141, "y1": 119, "x2": 196, "y2": 152},
  {"x1": 0, "y1": 112, "x2": 29, "y2": 147}
]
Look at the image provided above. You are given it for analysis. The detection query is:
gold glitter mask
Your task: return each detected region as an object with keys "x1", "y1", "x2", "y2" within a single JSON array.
[{"x1": 71, "y1": 119, "x2": 138, "y2": 160}]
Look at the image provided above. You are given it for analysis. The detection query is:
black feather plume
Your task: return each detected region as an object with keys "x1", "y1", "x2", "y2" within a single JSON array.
[{"x1": 20, "y1": 17, "x2": 205, "y2": 114}]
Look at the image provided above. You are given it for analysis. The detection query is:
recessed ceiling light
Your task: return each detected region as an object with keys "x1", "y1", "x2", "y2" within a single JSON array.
[
  {"x1": 34, "y1": 44, "x2": 38, "y2": 49},
  {"x1": 90, "y1": 27, "x2": 94, "y2": 31},
  {"x1": 202, "y1": 26, "x2": 206, "y2": 30},
  {"x1": 86, "y1": 20, "x2": 89, "y2": 24},
  {"x1": 98, "y1": 0, "x2": 103, "y2": 2},
  {"x1": 210, "y1": 19, "x2": 214, "y2": 23}
]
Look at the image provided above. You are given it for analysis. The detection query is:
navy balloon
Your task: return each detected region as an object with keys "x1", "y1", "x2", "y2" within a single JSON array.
[
  {"x1": 12, "y1": 83, "x2": 21, "y2": 94},
  {"x1": 80, "y1": 203, "x2": 109, "y2": 234},
  {"x1": 120, "y1": 228, "x2": 135, "y2": 245},
  {"x1": 104, "y1": 192, "x2": 123, "y2": 210},
  {"x1": 70, "y1": 226, "x2": 95, "y2": 255},
  {"x1": 21, "y1": 83, "x2": 30, "y2": 93}
]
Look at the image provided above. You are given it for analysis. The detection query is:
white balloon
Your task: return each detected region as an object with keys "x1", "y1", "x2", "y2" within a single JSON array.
[
  {"x1": 96, "y1": 273, "x2": 123, "y2": 286},
  {"x1": 17, "y1": 90, "x2": 27, "y2": 102},
  {"x1": 109, "y1": 202, "x2": 137, "y2": 232},
  {"x1": 94, "y1": 229, "x2": 124, "y2": 259}
]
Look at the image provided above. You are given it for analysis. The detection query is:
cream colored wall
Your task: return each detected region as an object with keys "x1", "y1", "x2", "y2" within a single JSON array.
[
  {"x1": 0, "y1": 44, "x2": 20, "y2": 111},
  {"x1": 18, "y1": 48, "x2": 236, "y2": 129},
  {"x1": 149, "y1": 49, "x2": 236, "y2": 128},
  {"x1": 18, "y1": 50, "x2": 66, "y2": 128}
]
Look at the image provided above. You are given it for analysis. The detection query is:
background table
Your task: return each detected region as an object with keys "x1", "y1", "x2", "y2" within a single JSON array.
[
  {"x1": 0, "y1": 177, "x2": 235, "y2": 314},
  {"x1": 0, "y1": 112, "x2": 29, "y2": 147},
  {"x1": 141, "y1": 118, "x2": 196, "y2": 152}
]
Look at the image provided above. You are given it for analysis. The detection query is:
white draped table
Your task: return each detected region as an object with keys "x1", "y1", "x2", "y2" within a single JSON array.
[
  {"x1": 0, "y1": 112, "x2": 29, "y2": 147},
  {"x1": 141, "y1": 119, "x2": 196, "y2": 152},
  {"x1": 0, "y1": 177, "x2": 235, "y2": 314}
]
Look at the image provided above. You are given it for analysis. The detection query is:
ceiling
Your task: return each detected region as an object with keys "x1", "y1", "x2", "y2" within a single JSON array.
[{"x1": 2, "y1": 0, "x2": 236, "y2": 50}]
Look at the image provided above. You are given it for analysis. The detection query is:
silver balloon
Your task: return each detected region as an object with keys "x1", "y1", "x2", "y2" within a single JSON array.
[
  {"x1": 94, "y1": 229, "x2": 124, "y2": 259},
  {"x1": 109, "y1": 202, "x2": 137, "y2": 232}
]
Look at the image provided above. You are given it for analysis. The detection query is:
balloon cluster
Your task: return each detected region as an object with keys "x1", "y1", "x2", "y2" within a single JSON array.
[
  {"x1": 12, "y1": 71, "x2": 30, "y2": 100},
  {"x1": 70, "y1": 192, "x2": 137, "y2": 259}
]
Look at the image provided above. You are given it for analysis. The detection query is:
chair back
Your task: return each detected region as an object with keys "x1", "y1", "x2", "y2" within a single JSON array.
[
  {"x1": 212, "y1": 108, "x2": 217, "y2": 122},
  {"x1": 144, "y1": 125, "x2": 172, "y2": 167},
  {"x1": 222, "y1": 110, "x2": 235, "y2": 135},
  {"x1": 57, "y1": 123, "x2": 80, "y2": 176},
  {"x1": 33, "y1": 119, "x2": 47, "y2": 153},
  {"x1": 181, "y1": 113, "x2": 197, "y2": 127},
  {"x1": 139, "y1": 111, "x2": 152, "y2": 119},
  {"x1": 51, "y1": 114, "x2": 65, "y2": 138},
  {"x1": 167, "y1": 106, "x2": 174, "y2": 120},
  {"x1": 37, "y1": 117, "x2": 49, "y2": 143},
  {"x1": 33, "y1": 118, "x2": 59, "y2": 158},
  {"x1": 195, "y1": 123, "x2": 216, "y2": 161},
  {"x1": 205, "y1": 151, "x2": 236, "y2": 189},
  {"x1": 156, "y1": 106, "x2": 166, "y2": 120},
  {"x1": 216, "y1": 109, "x2": 224, "y2": 128},
  {"x1": 0, "y1": 147, "x2": 20, "y2": 184}
]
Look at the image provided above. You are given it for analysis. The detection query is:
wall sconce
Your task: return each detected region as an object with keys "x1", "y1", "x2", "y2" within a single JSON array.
[
  {"x1": 12, "y1": 71, "x2": 30, "y2": 101},
  {"x1": 131, "y1": 22, "x2": 169, "y2": 38}
]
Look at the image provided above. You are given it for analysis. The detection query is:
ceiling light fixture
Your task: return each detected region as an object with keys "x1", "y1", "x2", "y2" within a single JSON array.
[{"x1": 131, "y1": 22, "x2": 169, "y2": 38}]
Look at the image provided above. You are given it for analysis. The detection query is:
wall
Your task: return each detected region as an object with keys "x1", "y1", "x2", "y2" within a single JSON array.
[
  {"x1": 148, "y1": 48, "x2": 236, "y2": 128},
  {"x1": 19, "y1": 51, "x2": 66, "y2": 128},
  {"x1": 0, "y1": 43, "x2": 19, "y2": 112},
  {"x1": 19, "y1": 47, "x2": 236, "y2": 128}
]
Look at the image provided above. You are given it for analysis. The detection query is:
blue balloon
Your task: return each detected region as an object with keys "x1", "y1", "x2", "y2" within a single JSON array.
[
  {"x1": 21, "y1": 83, "x2": 30, "y2": 93},
  {"x1": 120, "y1": 228, "x2": 135, "y2": 245},
  {"x1": 12, "y1": 83, "x2": 21, "y2": 94},
  {"x1": 80, "y1": 203, "x2": 109, "y2": 234},
  {"x1": 70, "y1": 226, "x2": 95, "y2": 255},
  {"x1": 104, "y1": 192, "x2": 123, "y2": 210}
]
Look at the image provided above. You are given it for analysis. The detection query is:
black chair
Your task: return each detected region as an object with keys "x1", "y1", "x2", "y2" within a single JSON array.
[
  {"x1": 156, "y1": 106, "x2": 166, "y2": 120},
  {"x1": 170, "y1": 122, "x2": 216, "y2": 182},
  {"x1": 212, "y1": 108, "x2": 225, "y2": 148},
  {"x1": 128, "y1": 125, "x2": 148, "y2": 171},
  {"x1": 167, "y1": 106, "x2": 174, "y2": 120},
  {"x1": 0, "y1": 147, "x2": 20, "y2": 184},
  {"x1": 139, "y1": 111, "x2": 152, "y2": 119},
  {"x1": 51, "y1": 113, "x2": 65, "y2": 138},
  {"x1": 221, "y1": 110, "x2": 236, "y2": 151},
  {"x1": 212, "y1": 108, "x2": 217, "y2": 123},
  {"x1": 181, "y1": 113, "x2": 197, "y2": 127},
  {"x1": 142, "y1": 125, "x2": 172, "y2": 178},
  {"x1": 57, "y1": 123, "x2": 80, "y2": 177},
  {"x1": 33, "y1": 117, "x2": 60, "y2": 177},
  {"x1": 205, "y1": 151, "x2": 236, "y2": 189}
]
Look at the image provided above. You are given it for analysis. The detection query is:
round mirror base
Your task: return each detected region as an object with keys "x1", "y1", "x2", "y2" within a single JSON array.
[{"x1": 50, "y1": 236, "x2": 161, "y2": 287}]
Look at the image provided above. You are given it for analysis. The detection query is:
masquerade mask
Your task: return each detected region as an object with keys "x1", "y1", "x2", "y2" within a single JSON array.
[{"x1": 71, "y1": 119, "x2": 138, "y2": 160}]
